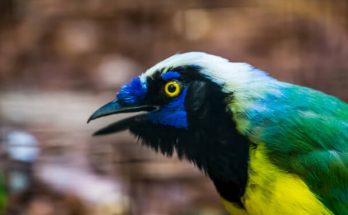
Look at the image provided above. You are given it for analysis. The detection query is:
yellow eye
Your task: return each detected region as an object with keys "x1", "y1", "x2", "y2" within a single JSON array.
[{"x1": 164, "y1": 81, "x2": 181, "y2": 97}]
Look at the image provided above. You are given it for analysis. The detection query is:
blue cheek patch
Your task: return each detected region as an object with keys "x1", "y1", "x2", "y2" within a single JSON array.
[
  {"x1": 162, "y1": 71, "x2": 181, "y2": 80},
  {"x1": 149, "y1": 88, "x2": 188, "y2": 128},
  {"x1": 117, "y1": 77, "x2": 147, "y2": 105}
]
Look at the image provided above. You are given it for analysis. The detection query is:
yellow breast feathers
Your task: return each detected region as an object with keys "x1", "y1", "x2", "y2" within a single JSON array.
[{"x1": 222, "y1": 145, "x2": 333, "y2": 215}]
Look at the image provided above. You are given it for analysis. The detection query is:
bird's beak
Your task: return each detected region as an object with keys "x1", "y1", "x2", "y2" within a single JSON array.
[
  {"x1": 87, "y1": 100, "x2": 157, "y2": 123},
  {"x1": 87, "y1": 100, "x2": 158, "y2": 135}
]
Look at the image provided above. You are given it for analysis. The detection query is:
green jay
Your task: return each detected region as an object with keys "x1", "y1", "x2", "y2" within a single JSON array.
[{"x1": 88, "y1": 52, "x2": 348, "y2": 215}]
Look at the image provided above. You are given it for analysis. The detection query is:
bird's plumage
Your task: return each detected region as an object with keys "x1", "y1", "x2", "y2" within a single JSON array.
[
  {"x1": 89, "y1": 52, "x2": 348, "y2": 215},
  {"x1": 232, "y1": 81, "x2": 348, "y2": 214}
]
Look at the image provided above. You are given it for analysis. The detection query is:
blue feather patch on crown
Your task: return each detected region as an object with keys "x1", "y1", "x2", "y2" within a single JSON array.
[
  {"x1": 162, "y1": 71, "x2": 181, "y2": 80},
  {"x1": 117, "y1": 77, "x2": 147, "y2": 105}
]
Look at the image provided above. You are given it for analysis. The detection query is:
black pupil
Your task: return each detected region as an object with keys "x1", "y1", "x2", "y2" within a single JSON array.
[{"x1": 168, "y1": 83, "x2": 177, "y2": 93}]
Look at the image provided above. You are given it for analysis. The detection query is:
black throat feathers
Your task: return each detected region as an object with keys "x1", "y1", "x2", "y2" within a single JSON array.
[{"x1": 129, "y1": 67, "x2": 250, "y2": 207}]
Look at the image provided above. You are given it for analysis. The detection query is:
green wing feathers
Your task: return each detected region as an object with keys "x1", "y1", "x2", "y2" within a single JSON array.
[{"x1": 235, "y1": 82, "x2": 348, "y2": 214}]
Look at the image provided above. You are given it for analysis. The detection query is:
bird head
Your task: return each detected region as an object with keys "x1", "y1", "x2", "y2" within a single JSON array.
[
  {"x1": 88, "y1": 52, "x2": 275, "y2": 205},
  {"x1": 88, "y1": 52, "x2": 267, "y2": 173}
]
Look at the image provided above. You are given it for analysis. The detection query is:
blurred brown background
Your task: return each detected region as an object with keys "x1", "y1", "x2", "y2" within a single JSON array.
[{"x1": 0, "y1": 0, "x2": 347, "y2": 215}]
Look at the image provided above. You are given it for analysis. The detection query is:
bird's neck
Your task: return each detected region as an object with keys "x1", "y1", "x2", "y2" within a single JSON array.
[
  {"x1": 129, "y1": 78, "x2": 250, "y2": 207},
  {"x1": 130, "y1": 107, "x2": 250, "y2": 208},
  {"x1": 185, "y1": 109, "x2": 250, "y2": 208}
]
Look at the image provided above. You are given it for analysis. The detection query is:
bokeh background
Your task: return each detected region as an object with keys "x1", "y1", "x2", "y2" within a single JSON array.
[{"x1": 0, "y1": 0, "x2": 347, "y2": 214}]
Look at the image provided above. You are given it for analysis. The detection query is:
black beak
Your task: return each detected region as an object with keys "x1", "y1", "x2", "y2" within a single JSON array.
[{"x1": 87, "y1": 100, "x2": 158, "y2": 135}]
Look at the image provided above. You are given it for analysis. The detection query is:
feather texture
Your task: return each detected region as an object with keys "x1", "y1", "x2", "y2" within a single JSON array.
[
  {"x1": 230, "y1": 80, "x2": 348, "y2": 214},
  {"x1": 91, "y1": 52, "x2": 348, "y2": 215}
]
